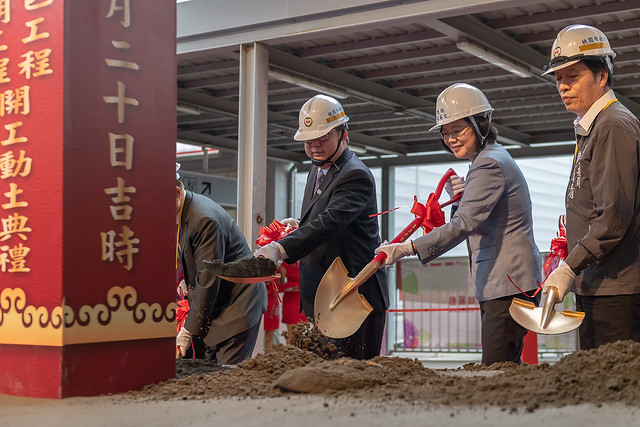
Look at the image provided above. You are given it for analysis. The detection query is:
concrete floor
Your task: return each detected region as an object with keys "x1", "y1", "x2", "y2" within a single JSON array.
[{"x1": 1, "y1": 393, "x2": 638, "y2": 427}]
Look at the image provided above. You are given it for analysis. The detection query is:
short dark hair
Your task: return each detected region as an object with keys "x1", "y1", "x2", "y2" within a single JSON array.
[
  {"x1": 177, "y1": 179, "x2": 184, "y2": 190},
  {"x1": 337, "y1": 123, "x2": 349, "y2": 143},
  {"x1": 583, "y1": 58, "x2": 613, "y2": 88}
]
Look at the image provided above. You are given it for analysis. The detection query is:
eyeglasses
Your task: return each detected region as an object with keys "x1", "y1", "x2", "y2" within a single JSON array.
[
  {"x1": 305, "y1": 129, "x2": 334, "y2": 144},
  {"x1": 441, "y1": 125, "x2": 471, "y2": 141}
]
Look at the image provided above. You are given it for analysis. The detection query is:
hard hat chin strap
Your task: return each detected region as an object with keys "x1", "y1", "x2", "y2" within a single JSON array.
[
  {"x1": 469, "y1": 112, "x2": 492, "y2": 145},
  {"x1": 310, "y1": 129, "x2": 345, "y2": 167}
]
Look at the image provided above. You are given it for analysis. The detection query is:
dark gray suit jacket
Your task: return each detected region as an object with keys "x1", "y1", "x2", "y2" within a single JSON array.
[
  {"x1": 413, "y1": 142, "x2": 542, "y2": 301},
  {"x1": 279, "y1": 148, "x2": 388, "y2": 315},
  {"x1": 179, "y1": 191, "x2": 267, "y2": 346}
]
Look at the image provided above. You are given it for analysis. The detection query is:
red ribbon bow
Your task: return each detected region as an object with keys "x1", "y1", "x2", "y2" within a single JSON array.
[
  {"x1": 410, "y1": 194, "x2": 446, "y2": 235},
  {"x1": 255, "y1": 219, "x2": 297, "y2": 247}
]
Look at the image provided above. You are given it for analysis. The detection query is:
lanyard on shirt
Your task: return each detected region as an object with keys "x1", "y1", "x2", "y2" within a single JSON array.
[
  {"x1": 176, "y1": 197, "x2": 185, "y2": 268},
  {"x1": 574, "y1": 98, "x2": 618, "y2": 161}
]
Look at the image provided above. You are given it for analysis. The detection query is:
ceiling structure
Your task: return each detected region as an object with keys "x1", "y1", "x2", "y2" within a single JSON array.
[{"x1": 176, "y1": 0, "x2": 640, "y2": 172}]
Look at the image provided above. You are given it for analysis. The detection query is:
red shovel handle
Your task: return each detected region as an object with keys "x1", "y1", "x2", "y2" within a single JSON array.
[
  {"x1": 330, "y1": 168, "x2": 461, "y2": 310},
  {"x1": 373, "y1": 216, "x2": 422, "y2": 264},
  {"x1": 436, "y1": 168, "x2": 462, "y2": 208},
  {"x1": 373, "y1": 168, "x2": 461, "y2": 264}
]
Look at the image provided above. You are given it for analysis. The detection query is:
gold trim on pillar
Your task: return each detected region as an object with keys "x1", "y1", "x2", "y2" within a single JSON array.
[{"x1": 0, "y1": 287, "x2": 176, "y2": 346}]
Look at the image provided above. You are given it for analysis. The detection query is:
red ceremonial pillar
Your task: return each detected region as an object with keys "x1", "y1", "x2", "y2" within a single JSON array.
[
  {"x1": 521, "y1": 331, "x2": 538, "y2": 365},
  {"x1": 0, "y1": 0, "x2": 177, "y2": 398}
]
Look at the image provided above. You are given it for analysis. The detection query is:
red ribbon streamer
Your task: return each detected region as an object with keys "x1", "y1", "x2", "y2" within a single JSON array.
[{"x1": 507, "y1": 274, "x2": 543, "y2": 298}]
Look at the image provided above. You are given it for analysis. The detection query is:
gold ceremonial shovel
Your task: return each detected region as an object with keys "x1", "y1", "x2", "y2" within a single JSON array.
[
  {"x1": 216, "y1": 274, "x2": 281, "y2": 284},
  {"x1": 315, "y1": 169, "x2": 461, "y2": 338},
  {"x1": 509, "y1": 286, "x2": 585, "y2": 335}
]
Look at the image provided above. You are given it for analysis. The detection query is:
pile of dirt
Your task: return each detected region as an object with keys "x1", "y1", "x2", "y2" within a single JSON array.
[
  {"x1": 204, "y1": 257, "x2": 277, "y2": 278},
  {"x1": 124, "y1": 340, "x2": 640, "y2": 411},
  {"x1": 287, "y1": 322, "x2": 340, "y2": 359}
]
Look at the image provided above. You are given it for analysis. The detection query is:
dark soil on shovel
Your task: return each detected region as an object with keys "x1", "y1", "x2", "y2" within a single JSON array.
[{"x1": 204, "y1": 257, "x2": 277, "y2": 277}]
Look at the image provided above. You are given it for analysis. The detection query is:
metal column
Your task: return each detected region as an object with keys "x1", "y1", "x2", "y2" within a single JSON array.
[{"x1": 237, "y1": 42, "x2": 268, "y2": 246}]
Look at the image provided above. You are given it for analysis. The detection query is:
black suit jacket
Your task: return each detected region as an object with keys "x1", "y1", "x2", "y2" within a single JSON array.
[
  {"x1": 179, "y1": 191, "x2": 267, "y2": 346},
  {"x1": 279, "y1": 148, "x2": 388, "y2": 315}
]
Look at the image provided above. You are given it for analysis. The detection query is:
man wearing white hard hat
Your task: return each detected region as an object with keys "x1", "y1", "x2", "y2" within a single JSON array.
[
  {"x1": 255, "y1": 94, "x2": 388, "y2": 360},
  {"x1": 542, "y1": 24, "x2": 640, "y2": 350},
  {"x1": 376, "y1": 83, "x2": 542, "y2": 365}
]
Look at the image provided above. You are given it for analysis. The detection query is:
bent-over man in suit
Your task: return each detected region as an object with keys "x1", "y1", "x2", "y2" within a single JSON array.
[{"x1": 176, "y1": 166, "x2": 267, "y2": 364}]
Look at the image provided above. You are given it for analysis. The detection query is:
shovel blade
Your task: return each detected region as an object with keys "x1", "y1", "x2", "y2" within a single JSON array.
[
  {"x1": 216, "y1": 274, "x2": 280, "y2": 284},
  {"x1": 509, "y1": 298, "x2": 585, "y2": 335},
  {"x1": 314, "y1": 257, "x2": 373, "y2": 338}
]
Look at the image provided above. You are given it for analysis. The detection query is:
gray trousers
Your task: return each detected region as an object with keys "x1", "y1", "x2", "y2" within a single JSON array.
[{"x1": 204, "y1": 321, "x2": 261, "y2": 365}]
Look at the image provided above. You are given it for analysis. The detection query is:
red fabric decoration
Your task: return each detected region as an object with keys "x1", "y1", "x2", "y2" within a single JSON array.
[
  {"x1": 255, "y1": 219, "x2": 297, "y2": 247},
  {"x1": 410, "y1": 193, "x2": 446, "y2": 235},
  {"x1": 543, "y1": 215, "x2": 568, "y2": 276},
  {"x1": 508, "y1": 215, "x2": 567, "y2": 298},
  {"x1": 176, "y1": 298, "x2": 190, "y2": 333}
]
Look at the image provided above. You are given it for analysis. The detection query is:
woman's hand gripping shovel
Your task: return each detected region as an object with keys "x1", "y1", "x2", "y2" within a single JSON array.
[{"x1": 314, "y1": 169, "x2": 461, "y2": 338}]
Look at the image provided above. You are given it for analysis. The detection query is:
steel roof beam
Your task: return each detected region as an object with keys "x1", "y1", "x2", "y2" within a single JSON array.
[
  {"x1": 298, "y1": 28, "x2": 445, "y2": 58},
  {"x1": 178, "y1": 130, "x2": 304, "y2": 163},
  {"x1": 490, "y1": 0, "x2": 640, "y2": 30},
  {"x1": 330, "y1": 44, "x2": 459, "y2": 69},
  {"x1": 435, "y1": 14, "x2": 640, "y2": 116},
  {"x1": 178, "y1": 60, "x2": 239, "y2": 76}
]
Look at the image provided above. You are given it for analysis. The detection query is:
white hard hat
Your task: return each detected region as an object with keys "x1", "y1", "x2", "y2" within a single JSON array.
[
  {"x1": 293, "y1": 94, "x2": 349, "y2": 141},
  {"x1": 542, "y1": 24, "x2": 616, "y2": 76},
  {"x1": 429, "y1": 83, "x2": 493, "y2": 132}
]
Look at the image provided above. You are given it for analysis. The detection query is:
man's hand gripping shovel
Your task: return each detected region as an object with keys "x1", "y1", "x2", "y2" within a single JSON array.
[
  {"x1": 314, "y1": 168, "x2": 461, "y2": 338},
  {"x1": 509, "y1": 216, "x2": 585, "y2": 334}
]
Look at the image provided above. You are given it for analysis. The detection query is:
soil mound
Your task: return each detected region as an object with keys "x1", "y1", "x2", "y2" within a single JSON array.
[{"x1": 123, "y1": 340, "x2": 640, "y2": 411}]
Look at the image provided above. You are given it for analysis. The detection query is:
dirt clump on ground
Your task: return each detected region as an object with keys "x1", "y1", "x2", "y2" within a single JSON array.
[
  {"x1": 287, "y1": 322, "x2": 340, "y2": 359},
  {"x1": 123, "y1": 340, "x2": 640, "y2": 411},
  {"x1": 204, "y1": 257, "x2": 277, "y2": 278}
]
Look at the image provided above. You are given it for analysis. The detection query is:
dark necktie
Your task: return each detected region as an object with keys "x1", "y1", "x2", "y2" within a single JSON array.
[{"x1": 314, "y1": 169, "x2": 325, "y2": 193}]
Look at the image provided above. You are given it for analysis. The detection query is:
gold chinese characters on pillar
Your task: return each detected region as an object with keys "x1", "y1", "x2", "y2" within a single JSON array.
[{"x1": 0, "y1": 0, "x2": 177, "y2": 346}]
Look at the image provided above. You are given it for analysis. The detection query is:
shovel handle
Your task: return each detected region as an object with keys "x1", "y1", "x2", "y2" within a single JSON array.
[
  {"x1": 329, "y1": 168, "x2": 460, "y2": 311},
  {"x1": 437, "y1": 168, "x2": 462, "y2": 208},
  {"x1": 329, "y1": 258, "x2": 384, "y2": 310},
  {"x1": 540, "y1": 286, "x2": 559, "y2": 329},
  {"x1": 330, "y1": 216, "x2": 424, "y2": 310}
]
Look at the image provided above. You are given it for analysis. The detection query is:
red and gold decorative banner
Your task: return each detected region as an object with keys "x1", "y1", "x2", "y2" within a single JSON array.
[{"x1": 0, "y1": 0, "x2": 176, "y2": 398}]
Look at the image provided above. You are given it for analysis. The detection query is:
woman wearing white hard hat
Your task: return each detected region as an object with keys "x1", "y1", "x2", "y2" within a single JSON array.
[
  {"x1": 255, "y1": 94, "x2": 388, "y2": 360},
  {"x1": 542, "y1": 24, "x2": 640, "y2": 350},
  {"x1": 376, "y1": 83, "x2": 542, "y2": 365}
]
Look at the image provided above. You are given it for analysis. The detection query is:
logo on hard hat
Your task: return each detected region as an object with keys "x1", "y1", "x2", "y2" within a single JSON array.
[
  {"x1": 553, "y1": 46, "x2": 561, "y2": 58},
  {"x1": 304, "y1": 116, "x2": 313, "y2": 127},
  {"x1": 436, "y1": 107, "x2": 448, "y2": 122}
]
